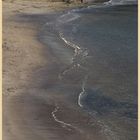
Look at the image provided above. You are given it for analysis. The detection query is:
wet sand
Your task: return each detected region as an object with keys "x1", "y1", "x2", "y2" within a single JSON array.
[{"x1": 3, "y1": 1, "x2": 105, "y2": 140}]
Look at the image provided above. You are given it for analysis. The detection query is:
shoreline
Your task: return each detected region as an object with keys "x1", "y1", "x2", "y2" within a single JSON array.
[
  {"x1": 3, "y1": 1, "x2": 102, "y2": 140},
  {"x1": 3, "y1": 1, "x2": 137, "y2": 140}
]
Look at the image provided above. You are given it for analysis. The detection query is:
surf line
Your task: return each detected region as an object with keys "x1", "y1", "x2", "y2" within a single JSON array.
[
  {"x1": 59, "y1": 32, "x2": 81, "y2": 57},
  {"x1": 58, "y1": 32, "x2": 81, "y2": 80},
  {"x1": 58, "y1": 32, "x2": 89, "y2": 79},
  {"x1": 58, "y1": 12, "x2": 81, "y2": 24},
  {"x1": 51, "y1": 106, "x2": 82, "y2": 132},
  {"x1": 78, "y1": 75, "x2": 88, "y2": 108}
]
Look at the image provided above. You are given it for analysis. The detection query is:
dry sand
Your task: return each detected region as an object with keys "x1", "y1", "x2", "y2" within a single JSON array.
[{"x1": 3, "y1": 0, "x2": 83, "y2": 96}]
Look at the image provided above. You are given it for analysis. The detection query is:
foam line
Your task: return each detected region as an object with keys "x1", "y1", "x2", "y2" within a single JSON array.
[
  {"x1": 51, "y1": 106, "x2": 83, "y2": 133},
  {"x1": 78, "y1": 75, "x2": 88, "y2": 107}
]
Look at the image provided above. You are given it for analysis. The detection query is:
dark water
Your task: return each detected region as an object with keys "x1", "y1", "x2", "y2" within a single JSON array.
[{"x1": 39, "y1": 4, "x2": 137, "y2": 140}]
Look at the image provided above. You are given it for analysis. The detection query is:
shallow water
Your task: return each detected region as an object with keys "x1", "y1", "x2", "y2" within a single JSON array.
[{"x1": 39, "y1": 4, "x2": 137, "y2": 140}]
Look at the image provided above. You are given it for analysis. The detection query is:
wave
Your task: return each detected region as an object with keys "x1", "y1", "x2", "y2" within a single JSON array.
[
  {"x1": 59, "y1": 32, "x2": 81, "y2": 52},
  {"x1": 104, "y1": 0, "x2": 137, "y2": 5},
  {"x1": 51, "y1": 105, "x2": 83, "y2": 133},
  {"x1": 58, "y1": 31, "x2": 91, "y2": 109},
  {"x1": 52, "y1": 106, "x2": 74, "y2": 131},
  {"x1": 78, "y1": 75, "x2": 88, "y2": 107},
  {"x1": 57, "y1": 12, "x2": 81, "y2": 24}
]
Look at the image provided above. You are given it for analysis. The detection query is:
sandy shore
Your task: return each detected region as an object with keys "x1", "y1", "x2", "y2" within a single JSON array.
[
  {"x1": 2, "y1": 1, "x2": 74, "y2": 139},
  {"x1": 3, "y1": 0, "x2": 84, "y2": 96},
  {"x1": 3, "y1": 0, "x2": 122, "y2": 140},
  {"x1": 3, "y1": 1, "x2": 101, "y2": 140},
  {"x1": 3, "y1": 1, "x2": 138, "y2": 140}
]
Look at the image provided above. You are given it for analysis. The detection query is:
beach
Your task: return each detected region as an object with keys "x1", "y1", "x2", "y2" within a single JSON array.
[
  {"x1": 3, "y1": 0, "x2": 137, "y2": 140},
  {"x1": 3, "y1": 1, "x2": 98, "y2": 140},
  {"x1": 2, "y1": 1, "x2": 74, "y2": 140}
]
